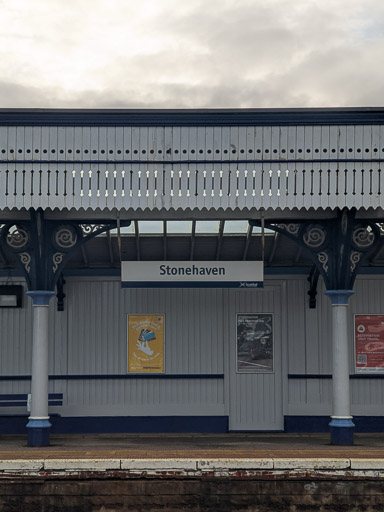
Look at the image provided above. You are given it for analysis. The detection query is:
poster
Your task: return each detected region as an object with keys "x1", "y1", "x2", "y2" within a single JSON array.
[
  {"x1": 237, "y1": 314, "x2": 273, "y2": 373},
  {"x1": 128, "y1": 315, "x2": 164, "y2": 373},
  {"x1": 355, "y1": 315, "x2": 384, "y2": 373}
]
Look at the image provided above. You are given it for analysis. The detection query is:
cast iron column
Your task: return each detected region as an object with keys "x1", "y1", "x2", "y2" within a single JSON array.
[
  {"x1": 326, "y1": 290, "x2": 355, "y2": 445},
  {"x1": 26, "y1": 290, "x2": 55, "y2": 446}
]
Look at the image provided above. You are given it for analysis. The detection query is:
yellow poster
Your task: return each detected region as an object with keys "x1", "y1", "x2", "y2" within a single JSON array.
[{"x1": 127, "y1": 315, "x2": 164, "y2": 373}]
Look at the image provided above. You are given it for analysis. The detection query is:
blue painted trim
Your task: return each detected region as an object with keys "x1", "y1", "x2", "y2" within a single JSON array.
[
  {"x1": 329, "y1": 418, "x2": 355, "y2": 428},
  {"x1": 1, "y1": 107, "x2": 384, "y2": 126},
  {"x1": 26, "y1": 290, "x2": 55, "y2": 305},
  {"x1": 27, "y1": 424, "x2": 51, "y2": 446},
  {"x1": 26, "y1": 418, "x2": 51, "y2": 429},
  {"x1": 0, "y1": 393, "x2": 62, "y2": 399},
  {"x1": 289, "y1": 374, "x2": 384, "y2": 379},
  {"x1": 3, "y1": 414, "x2": 384, "y2": 434},
  {"x1": 0, "y1": 402, "x2": 27, "y2": 407},
  {"x1": 288, "y1": 374, "x2": 332, "y2": 379},
  {"x1": 0, "y1": 394, "x2": 28, "y2": 400},
  {"x1": 49, "y1": 416, "x2": 229, "y2": 434},
  {"x1": 325, "y1": 289, "x2": 355, "y2": 305},
  {"x1": 330, "y1": 425, "x2": 354, "y2": 445},
  {"x1": 122, "y1": 281, "x2": 263, "y2": 289},
  {"x1": 0, "y1": 374, "x2": 224, "y2": 381},
  {"x1": 285, "y1": 416, "x2": 384, "y2": 433}
]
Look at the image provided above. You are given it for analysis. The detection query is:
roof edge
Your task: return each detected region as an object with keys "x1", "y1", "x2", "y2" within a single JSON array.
[{"x1": 0, "y1": 107, "x2": 384, "y2": 126}]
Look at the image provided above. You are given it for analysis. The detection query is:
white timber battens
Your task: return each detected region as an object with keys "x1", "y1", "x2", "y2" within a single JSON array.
[
  {"x1": 237, "y1": 127, "x2": 247, "y2": 210},
  {"x1": 179, "y1": 127, "x2": 190, "y2": 209},
  {"x1": 278, "y1": 124, "x2": 288, "y2": 210},
  {"x1": 153, "y1": 126, "x2": 165, "y2": 210},
  {"x1": 371, "y1": 125, "x2": 381, "y2": 209}
]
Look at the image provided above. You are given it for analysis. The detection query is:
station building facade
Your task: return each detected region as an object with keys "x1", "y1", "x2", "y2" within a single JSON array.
[{"x1": 0, "y1": 108, "x2": 384, "y2": 446}]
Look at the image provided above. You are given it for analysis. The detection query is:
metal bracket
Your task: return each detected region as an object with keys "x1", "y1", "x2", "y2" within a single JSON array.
[
  {"x1": 250, "y1": 208, "x2": 382, "y2": 291},
  {"x1": 0, "y1": 208, "x2": 131, "y2": 291}
]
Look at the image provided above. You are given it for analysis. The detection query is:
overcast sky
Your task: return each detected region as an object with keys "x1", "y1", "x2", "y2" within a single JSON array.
[{"x1": 0, "y1": 0, "x2": 383, "y2": 109}]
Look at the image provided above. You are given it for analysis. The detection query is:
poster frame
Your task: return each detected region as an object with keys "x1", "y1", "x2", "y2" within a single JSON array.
[
  {"x1": 354, "y1": 313, "x2": 384, "y2": 374},
  {"x1": 236, "y1": 312, "x2": 274, "y2": 374},
  {"x1": 127, "y1": 314, "x2": 165, "y2": 374}
]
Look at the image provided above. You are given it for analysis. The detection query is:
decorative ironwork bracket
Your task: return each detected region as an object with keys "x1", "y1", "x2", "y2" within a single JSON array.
[
  {"x1": 0, "y1": 208, "x2": 131, "y2": 292},
  {"x1": 249, "y1": 208, "x2": 382, "y2": 292}
]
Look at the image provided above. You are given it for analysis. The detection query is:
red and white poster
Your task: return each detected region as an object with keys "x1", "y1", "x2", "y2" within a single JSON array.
[{"x1": 355, "y1": 315, "x2": 384, "y2": 373}]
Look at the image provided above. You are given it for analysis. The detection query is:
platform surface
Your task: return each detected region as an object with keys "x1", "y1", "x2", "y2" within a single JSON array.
[{"x1": 1, "y1": 433, "x2": 384, "y2": 460}]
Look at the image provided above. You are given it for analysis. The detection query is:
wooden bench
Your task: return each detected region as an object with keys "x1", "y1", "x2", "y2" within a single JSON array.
[{"x1": 0, "y1": 393, "x2": 63, "y2": 408}]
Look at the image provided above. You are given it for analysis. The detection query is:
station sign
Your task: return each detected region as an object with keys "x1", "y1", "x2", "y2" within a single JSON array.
[{"x1": 122, "y1": 261, "x2": 263, "y2": 288}]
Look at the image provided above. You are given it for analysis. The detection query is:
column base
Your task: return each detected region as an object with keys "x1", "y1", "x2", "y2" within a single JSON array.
[
  {"x1": 329, "y1": 418, "x2": 355, "y2": 445},
  {"x1": 26, "y1": 419, "x2": 51, "y2": 447}
]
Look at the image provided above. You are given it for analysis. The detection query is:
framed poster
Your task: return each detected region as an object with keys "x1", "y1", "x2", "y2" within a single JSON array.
[
  {"x1": 237, "y1": 313, "x2": 273, "y2": 373},
  {"x1": 355, "y1": 314, "x2": 384, "y2": 373},
  {"x1": 128, "y1": 315, "x2": 165, "y2": 373}
]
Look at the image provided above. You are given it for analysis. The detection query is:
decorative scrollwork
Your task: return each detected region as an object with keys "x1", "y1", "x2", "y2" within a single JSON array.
[
  {"x1": 53, "y1": 252, "x2": 64, "y2": 272},
  {"x1": 303, "y1": 225, "x2": 326, "y2": 249},
  {"x1": 80, "y1": 224, "x2": 106, "y2": 236},
  {"x1": 6, "y1": 227, "x2": 29, "y2": 250},
  {"x1": 377, "y1": 223, "x2": 384, "y2": 235},
  {"x1": 350, "y1": 251, "x2": 361, "y2": 272},
  {"x1": 55, "y1": 226, "x2": 78, "y2": 249},
  {"x1": 20, "y1": 252, "x2": 31, "y2": 273},
  {"x1": 276, "y1": 223, "x2": 300, "y2": 236},
  {"x1": 352, "y1": 225, "x2": 375, "y2": 249},
  {"x1": 317, "y1": 251, "x2": 329, "y2": 272}
]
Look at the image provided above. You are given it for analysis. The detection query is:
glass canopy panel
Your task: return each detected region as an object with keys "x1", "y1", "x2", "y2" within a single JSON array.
[
  {"x1": 223, "y1": 220, "x2": 248, "y2": 234},
  {"x1": 167, "y1": 221, "x2": 193, "y2": 234},
  {"x1": 138, "y1": 221, "x2": 164, "y2": 234},
  {"x1": 195, "y1": 220, "x2": 220, "y2": 234}
]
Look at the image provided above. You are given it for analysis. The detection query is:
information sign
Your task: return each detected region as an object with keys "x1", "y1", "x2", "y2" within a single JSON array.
[{"x1": 355, "y1": 314, "x2": 384, "y2": 373}]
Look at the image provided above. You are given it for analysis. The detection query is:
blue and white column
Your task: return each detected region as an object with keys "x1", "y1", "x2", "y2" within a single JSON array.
[
  {"x1": 26, "y1": 291, "x2": 55, "y2": 447},
  {"x1": 325, "y1": 290, "x2": 355, "y2": 445}
]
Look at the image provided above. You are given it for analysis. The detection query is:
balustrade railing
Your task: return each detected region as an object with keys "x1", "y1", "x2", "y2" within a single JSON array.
[{"x1": 0, "y1": 162, "x2": 381, "y2": 211}]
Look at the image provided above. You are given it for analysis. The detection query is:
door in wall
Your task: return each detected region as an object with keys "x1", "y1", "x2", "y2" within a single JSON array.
[{"x1": 227, "y1": 285, "x2": 283, "y2": 431}]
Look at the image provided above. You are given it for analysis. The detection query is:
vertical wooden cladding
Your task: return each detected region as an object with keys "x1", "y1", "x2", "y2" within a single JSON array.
[
  {"x1": 3, "y1": 277, "x2": 384, "y2": 422},
  {"x1": 65, "y1": 280, "x2": 225, "y2": 415},
  {"x1": 285, "y1": 276, "x2": 384, "y2": 416},
  {"x1": 0, "y1": 125, "x2": 383, "y2": 211},
  {"x1": 0, "y1": 280, "x2": 66, "y2": 411}
]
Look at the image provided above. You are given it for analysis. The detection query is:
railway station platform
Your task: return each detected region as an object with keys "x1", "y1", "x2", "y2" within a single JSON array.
[
  {"x1": 1, "y1": 433, "x2": 384, "y2": 510},
  {"x1": 1, "y1": 432, "x2": 384, "y2": 460}
]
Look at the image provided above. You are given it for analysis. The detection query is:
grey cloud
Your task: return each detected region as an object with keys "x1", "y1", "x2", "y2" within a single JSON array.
[{"x1": 1, "y1": 0, "x2": 384, "y2": 108}]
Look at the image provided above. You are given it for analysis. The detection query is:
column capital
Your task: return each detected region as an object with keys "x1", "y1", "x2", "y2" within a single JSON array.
[
  {"x1": 325, "y1": 290, "x2": 355, "y2": 305},
  {"x1": 26, "y1": 290, "x2": 55, "y2": 306}
]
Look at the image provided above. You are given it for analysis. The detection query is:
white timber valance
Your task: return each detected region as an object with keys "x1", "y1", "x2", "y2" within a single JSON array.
[{"x1": 0, "y1": 123, "x2": 383, "y2": 211}]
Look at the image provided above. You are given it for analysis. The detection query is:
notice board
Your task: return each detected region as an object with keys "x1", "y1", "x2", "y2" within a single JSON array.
[{"x1": 355, "y1": 314, "x2": 384, "y2": 373}]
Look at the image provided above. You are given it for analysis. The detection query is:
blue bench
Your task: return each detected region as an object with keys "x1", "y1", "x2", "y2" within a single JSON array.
[{"x1": 0, "y1": 393, "x2": 63, "y2": 407}]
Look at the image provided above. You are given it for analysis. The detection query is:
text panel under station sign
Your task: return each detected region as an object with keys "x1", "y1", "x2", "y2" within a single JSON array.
[{"x1": 122, "y1": 261, "x2": 263, "y2": 288}]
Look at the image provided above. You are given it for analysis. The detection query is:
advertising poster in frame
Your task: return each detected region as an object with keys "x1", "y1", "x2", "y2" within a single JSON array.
[
  {"x1": 128, "y1": 315, "x2": 165, "y2": 373},
  {"x1": 237, "y1": 313, "x2": 273, "y2": 373},
  {"x1": 355, "y1": 314, "x2": 384, "y2": 373}
]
